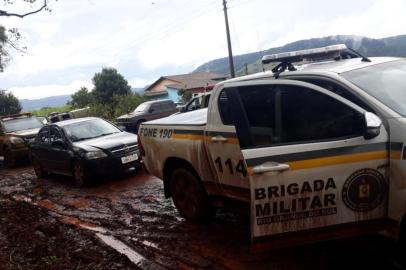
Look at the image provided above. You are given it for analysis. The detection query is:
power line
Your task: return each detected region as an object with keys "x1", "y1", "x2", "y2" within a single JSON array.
[
  {"x1": 89, "y1": 0, "x2": 222, "y2": 57},
  {"x1": 108, "y1": 1, "x2": 223, "y2": 56}
]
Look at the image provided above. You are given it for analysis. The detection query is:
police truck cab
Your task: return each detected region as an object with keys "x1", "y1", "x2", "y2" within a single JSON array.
[{"x1": 138, "y1": 44, "x2": 406, "y2": 247}]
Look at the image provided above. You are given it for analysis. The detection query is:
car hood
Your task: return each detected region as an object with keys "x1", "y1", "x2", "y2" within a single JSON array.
[
  {"x1": 7, "y1": 128, "x2": 41, "y2": 138},
  {"x1": 72, "y1": 132, "x2": 138, "y2": 152},
  {"x1": 116, "y1": 112, "x2": 144, "y2": 120}
]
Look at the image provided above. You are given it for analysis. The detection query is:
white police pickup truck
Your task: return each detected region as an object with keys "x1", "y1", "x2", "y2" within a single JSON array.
[{"x1": 138, "y1": 44, "x2": 406, "y2": 247}]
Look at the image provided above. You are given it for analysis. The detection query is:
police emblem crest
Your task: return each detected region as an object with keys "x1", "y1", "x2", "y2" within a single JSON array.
[{"x1": 342, "y1": 169, "x2": 387, "y2": 212}]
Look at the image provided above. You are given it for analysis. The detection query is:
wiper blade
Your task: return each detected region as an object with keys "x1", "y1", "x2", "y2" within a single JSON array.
[{"x1": 74, "y1": 132, "x2": 119, "y2": 142}]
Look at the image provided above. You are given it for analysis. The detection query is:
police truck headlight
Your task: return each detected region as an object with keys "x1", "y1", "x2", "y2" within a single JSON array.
[
  {"x1": 10, "y1": 137, "x2": 26, "y2": 148},
  {"x1": 85, "y1": 151, "x2": 108, "y2": 160}
]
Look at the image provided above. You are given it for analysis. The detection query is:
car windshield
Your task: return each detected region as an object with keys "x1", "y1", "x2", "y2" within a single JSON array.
[
  {"x1": 3, "y1": 117, "x2": 44, "y2": 133},
  {"x1": 134, "y1": 103, "x2": 148, "y2": 112},
  {"x1": 342, "y1": 60, "x2": 406, "y2": 117},
  {"x1": 63, "y1": 118, "x2": 121, "y2": 142}
]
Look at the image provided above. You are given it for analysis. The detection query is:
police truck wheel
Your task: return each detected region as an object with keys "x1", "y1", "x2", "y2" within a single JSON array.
[
  {"x1": 4, "y1": 148, "x2": 16, "y2": 168},
  {"x1": 32, "y1": 156, "x2": 47, "y2": 179},
  {"x1": 170, "y1": 168, "x2": 213, "y2": 223},
  {"x1": 72, "y1": 161, "x2": 89, "y2": 187}
]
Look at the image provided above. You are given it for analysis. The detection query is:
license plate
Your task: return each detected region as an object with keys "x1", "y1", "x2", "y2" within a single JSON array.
[{"x1": 121, "y1": 153, "x2": 138, "y2": 164}]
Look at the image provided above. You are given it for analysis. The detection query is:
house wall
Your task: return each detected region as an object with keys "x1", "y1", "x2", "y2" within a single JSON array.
[
  {"x1": 148, "y1": 79, "x2": 178, "y2": 93},
  {"x1": 166, "y1": 87, "x2": 180, "y2": 102},
  {"x1": 147, "y1": 87, "x2": 180, "y2": 102}
]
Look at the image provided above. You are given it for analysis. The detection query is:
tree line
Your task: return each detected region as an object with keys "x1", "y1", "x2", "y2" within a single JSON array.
[
  {"x1": 0, "y1": 67, "x2": 146, "y2": 119},
  {"x1": 68, "y1": 67, "x2": 146, "y2": 119}
]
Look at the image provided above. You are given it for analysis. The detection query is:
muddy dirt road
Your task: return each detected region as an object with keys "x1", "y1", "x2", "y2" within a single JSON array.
[{"x1": 0, "y1": 165, "x2": 404, "y2": 269}]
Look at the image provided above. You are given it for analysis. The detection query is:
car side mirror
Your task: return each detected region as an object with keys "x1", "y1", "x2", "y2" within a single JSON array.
[
  {"x1": 51, "y1": 140, "x2": 67, "y2": 149},
  {"x1": 364, "y1": 112, "x2": 382, "y2": 140},
  {"x1": 148, "y1": 108, "x2": 154, "y2": 113}
]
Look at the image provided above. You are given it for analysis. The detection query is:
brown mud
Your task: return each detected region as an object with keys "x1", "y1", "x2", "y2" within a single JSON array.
[{"x1": 0, "y1": 165, "x2": 404, "y2": 269}]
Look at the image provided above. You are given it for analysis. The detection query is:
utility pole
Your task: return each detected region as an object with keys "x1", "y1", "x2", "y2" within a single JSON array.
[{"x1": 222, "y1": 0, "x2": 235, "y2": 78}]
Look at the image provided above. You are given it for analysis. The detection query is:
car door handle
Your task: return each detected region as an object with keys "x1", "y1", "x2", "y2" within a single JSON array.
[
  {"x1": 252, "y1": 162, "x2": 290, "y2": 174},
  {"x1": 211, "y1": 136, "x2": 228, "y2": 143}
]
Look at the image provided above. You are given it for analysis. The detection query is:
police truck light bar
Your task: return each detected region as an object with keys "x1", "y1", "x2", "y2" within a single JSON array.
[{"x1": 262, "y1": 44, "x2": 349, "y2": 65}]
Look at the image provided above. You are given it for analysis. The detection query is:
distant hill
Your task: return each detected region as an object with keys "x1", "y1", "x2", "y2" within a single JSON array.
[
  {"x1": 194, "y1": 34, "x2": 406, "y2": 76},
  {"x1": 132, "y1": 87, "x2": 145, "y2": 95},
  {"x1": 20, "y1": 95, "x2": 71, "y2": 112},
  {"x1": 20, "y1": 88, "x2": 146, "y2": 112}
]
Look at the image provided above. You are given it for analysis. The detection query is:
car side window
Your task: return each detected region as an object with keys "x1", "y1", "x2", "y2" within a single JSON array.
[
  {"x1": 36, "y1": 127, "x2": 50, "y2": 144},
  {"x1": 218, "y1": 90, "x2": 234, "y2": 125},
  {"x1": 186, "y1": 98, "x2": 199, "y2": 111},
  {"x1": 150, "y1": 103, "x2": 161, "y2": 112},
  {"x1": 237, "y1": 85, "x2": 277, "y2": 145},
  {"x1": 50, "y1": 127, "x2": 63, "y2": 143},
  {"x1": 302, "y1": 79, "x2": 374, "y2": 112},
  {"x1": 279, "y1": 85, "x2": 364, "y2": 144},
  {"x1": 163, "y1": 102, "x2": 175, "y2": 111},
  {"x1": 237, "y1": 84, "x2": 365, "y2": 147}
]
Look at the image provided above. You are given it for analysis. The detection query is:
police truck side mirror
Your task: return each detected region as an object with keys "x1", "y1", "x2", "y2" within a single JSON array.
[{"x1": 364, "y1": 112, "x2": 382, "y2": 140}]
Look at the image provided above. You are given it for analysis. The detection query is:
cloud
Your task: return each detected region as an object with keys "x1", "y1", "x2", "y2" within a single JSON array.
[{"x1": 1, "y1": 0, "x2": 405, "y2": 100}]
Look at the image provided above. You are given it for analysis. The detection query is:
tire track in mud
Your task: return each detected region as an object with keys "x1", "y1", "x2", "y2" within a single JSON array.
[{"x1": 0, "y1": 167, "x2": 228, "y2": 269}]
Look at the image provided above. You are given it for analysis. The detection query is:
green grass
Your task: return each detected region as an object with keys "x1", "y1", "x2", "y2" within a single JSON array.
[{"x1": 31, "y1": 105, "x2": 72, "y2": 116}]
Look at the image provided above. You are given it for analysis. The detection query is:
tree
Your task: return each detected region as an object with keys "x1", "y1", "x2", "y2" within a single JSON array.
[
  {"x1": 68, "y1": 87, "x2": 93, "y2": 109},
  {"x1": 0, "y1": 0, "x2": 55, "y2": 71},
  {"x1": 0, "y1": 26, "x2": 8, "y2": 72},
  {"x1": 0, "y1": 90, "x2": 22, "y2": 116},
  {"x1": 178, "y1": 89, "x2": 192, "y2": 103},
  {"x1": 92, "y1": 68, "x2": 131, "y2": 104}
]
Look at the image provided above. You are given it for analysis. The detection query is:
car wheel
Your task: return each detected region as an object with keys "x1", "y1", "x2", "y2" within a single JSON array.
[
  {"x1": 4, "y1": 148, "x2": 16, "y2": 168},
  {"x1": 32, "y1": 156, "x2": 47, "y2": 179},
  {"x1": 72, "y1": 161, "x2": 89, "y2": 187},
  {"x1": 170, "y1": 168, "x2": 213, "y2": 223}
]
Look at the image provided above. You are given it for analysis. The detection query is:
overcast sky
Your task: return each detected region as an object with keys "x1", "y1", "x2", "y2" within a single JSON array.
[{"x1": 0, "y1": 0, "x2": 405, "y2": 99}]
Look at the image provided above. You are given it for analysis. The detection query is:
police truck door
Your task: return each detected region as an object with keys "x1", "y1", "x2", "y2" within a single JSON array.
[{"x1": 226, "y1": 80, "x2": 389, "y2": 244}]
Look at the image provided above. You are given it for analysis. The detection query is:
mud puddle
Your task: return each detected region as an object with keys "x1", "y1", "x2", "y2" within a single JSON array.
[{"x1": 0, "y1": 166, "x2": 404, "y2": 269}]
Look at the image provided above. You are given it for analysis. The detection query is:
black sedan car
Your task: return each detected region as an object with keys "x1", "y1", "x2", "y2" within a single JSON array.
[{"x1": 30, "y1": 117, "x2": 141, "y2": 186}]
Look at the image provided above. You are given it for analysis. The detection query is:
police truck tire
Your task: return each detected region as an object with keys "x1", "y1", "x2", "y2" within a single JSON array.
[
  {"x1": 4, "y1": 148, "x2": 16, "y2": 168},
  {"x1": 170, "y1": 168, "x2": 213, "y2": 223}
]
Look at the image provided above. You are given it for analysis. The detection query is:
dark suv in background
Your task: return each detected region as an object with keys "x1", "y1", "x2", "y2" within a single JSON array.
[{"x1": 116, "y1": 99, "x2": 177, "y2": 133}]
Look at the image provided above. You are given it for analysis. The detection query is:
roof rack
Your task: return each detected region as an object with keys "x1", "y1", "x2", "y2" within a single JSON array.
[{"x1": 261, "y1": 44, "x2": 370, "y2": 74}]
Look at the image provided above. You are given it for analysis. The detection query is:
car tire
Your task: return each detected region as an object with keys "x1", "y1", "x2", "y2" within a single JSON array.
[
  {"x1": 170, "y1": 168, "x2": 214, "y2": 223},
  {"x1": 4, "y1": 148, "x2": 16, "y2": 168},
  {"x1": 72, "y1": 160, "x2": 89, "y2": 187},
  {"x1": 32, "y1": 156, "x2": 47, "y2": 179}
]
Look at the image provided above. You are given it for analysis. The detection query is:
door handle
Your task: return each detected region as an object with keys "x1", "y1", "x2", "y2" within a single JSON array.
[
  {"x1": 253, "y1": 162, "x2": 290, "y2": 174},
  {"x1": 211, "y1": 136, "x2": 228, "y2": 143}
]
